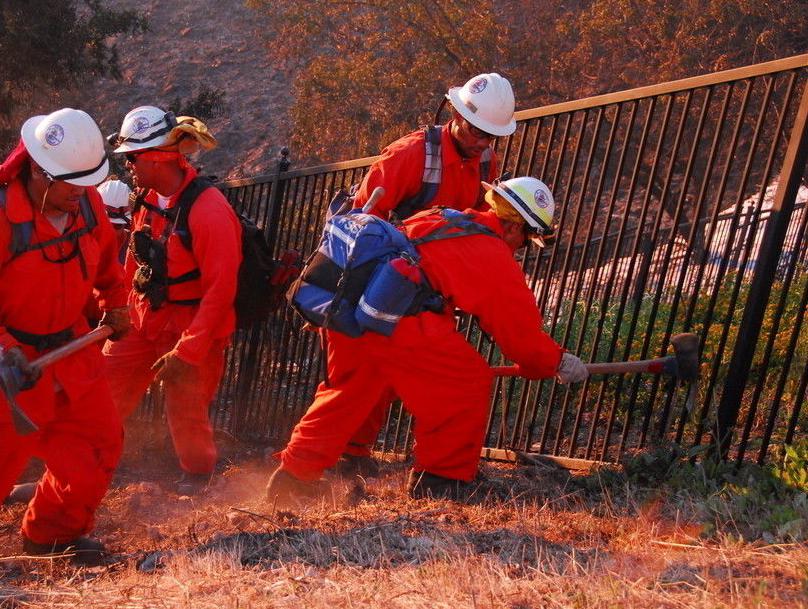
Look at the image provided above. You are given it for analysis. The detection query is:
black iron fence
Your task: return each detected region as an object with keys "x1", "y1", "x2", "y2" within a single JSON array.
[{"x1": 191, "y1": 55, "x2": 808, "y2": 467}]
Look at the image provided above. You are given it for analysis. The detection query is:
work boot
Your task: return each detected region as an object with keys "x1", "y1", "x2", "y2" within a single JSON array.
[
  {"x1": 265, "y1": 468, "x2": 329, "y2": 505},
  {"x1": 407, "y1": 470, "x2": 474, "y2": 501},
  {"x1": 333, "y1": 454, "x2": 381, "y2": 478},
  {"x1": 22, "y1": 536, "x2": 108, "y2": 566},
  {"x1": 175, "y1": 472, "x2": 212, "y2": 496},
  {"x1": 3, "y1": 482, "x2": 37, "y2": 506}
]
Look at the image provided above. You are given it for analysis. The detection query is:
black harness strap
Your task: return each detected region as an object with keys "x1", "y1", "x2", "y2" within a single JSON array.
[
  {"x1": 0, "y1": 187, "x2": 98, "y2": 271},
  {"x1": 6, "y1": 326, "x2": 74, "y2": 352}
]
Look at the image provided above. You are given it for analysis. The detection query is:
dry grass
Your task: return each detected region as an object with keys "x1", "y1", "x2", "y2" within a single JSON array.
[{"x1": 1, "y1": 425, "x2": 806, "y2": 608}]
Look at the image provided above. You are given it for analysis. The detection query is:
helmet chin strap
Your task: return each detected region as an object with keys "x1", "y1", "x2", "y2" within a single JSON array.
[{"x1": 39, "y1": 169, "x2": 54, "y2": 214}]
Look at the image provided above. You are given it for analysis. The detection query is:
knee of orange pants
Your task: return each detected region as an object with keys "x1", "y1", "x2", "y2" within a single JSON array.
[
  {"x1": 280, "y1": 376, "x2": 390, "y2": 481},
  {"x1": 102, "y1": 328, "x2": 162, "y2": 420}
]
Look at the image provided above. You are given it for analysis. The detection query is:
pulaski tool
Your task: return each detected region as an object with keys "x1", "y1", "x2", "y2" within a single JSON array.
[{"x1": 1, "y1": 326, "x2": 113, "y2": 435}]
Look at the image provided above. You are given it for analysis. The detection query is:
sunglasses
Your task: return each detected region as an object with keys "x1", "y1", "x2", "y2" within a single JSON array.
[
  {"x1": 124, "y1": 151, "x2": 144, "y2": 164},
  {"x1": 464, "y1": 118, "x2": 496, "y2": 140}
]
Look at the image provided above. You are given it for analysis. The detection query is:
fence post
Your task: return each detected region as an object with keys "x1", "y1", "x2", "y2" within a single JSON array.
[
  {"x1": 714, "y1": 79, "x2": 808, "y2": 459},
  {"x1": 265, "y1": 146, "x2": 291, "y2": 256}
]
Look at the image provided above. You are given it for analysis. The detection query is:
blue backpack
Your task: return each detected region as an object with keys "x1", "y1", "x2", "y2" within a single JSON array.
[{"x1": 286, "y1": 195, "x2": 495, "y2": 337}]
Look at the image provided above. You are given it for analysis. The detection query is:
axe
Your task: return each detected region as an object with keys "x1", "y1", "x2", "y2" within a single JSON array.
[
  {"x1": 1, "y1": 326, "x2": 113, "y2": 435},
  {"x1": 491, "y1": 333, "x2": 700, "y2": 381}
]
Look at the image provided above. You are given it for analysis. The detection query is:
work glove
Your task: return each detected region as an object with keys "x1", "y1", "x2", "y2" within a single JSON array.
[
  {"x1": 556, "y1": 352, "x2": 589, "y2": 384},
  {"x1": 99, "y1": 307, "x2": 131, "y2": 341},
  {"x1": 1, "y1": 346, "x2": 41, "y2": 390},
  {"x1": 152, "y1": 352, "x2": 196, "y2": 386}
]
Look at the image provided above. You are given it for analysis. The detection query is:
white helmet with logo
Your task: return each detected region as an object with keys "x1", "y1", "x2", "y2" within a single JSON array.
[
  {"x1": 20, "y1": 108, "x2": 109, "y2": 186},
  {"x1": 96, "y1": 179, "x2": 132, "y2": 225},
  {"x1": 112, "y1": 105, "x2": 177, "y2": 153},
  {"x1": 491, "y1": 176, "x2": 554, "y2": 234},
  {"x1": 446, "y1": 73, "x2": 516, "y2": 137}
]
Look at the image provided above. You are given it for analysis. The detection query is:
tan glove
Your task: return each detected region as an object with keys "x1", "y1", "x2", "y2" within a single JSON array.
[
  {"x1": 556, "y1": 353, "x2": 589, "y2": 384},
  {"x1": 1, "y1": 346, "x2": 41, "y2": 390},
  {"x1": 152, "y1": 352, "x2": 196, "y2": 386},
  {"x1": 99, "y1": 306, "x2": 131, "y2": 341}
]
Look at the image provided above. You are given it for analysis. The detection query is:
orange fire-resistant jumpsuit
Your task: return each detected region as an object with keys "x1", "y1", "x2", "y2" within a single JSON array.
[
  {"x1": 102, "y1": 167, "x2": 241, "y2": 475},
  {"x1": 346, "y1": 122, "x2": 499, "y2": 458},
  {"x1": 0, "y1": 172, "x2": 127, "y2": 545},
  {"x1": 279, "y1": 209, "x2": 563, "y2": 482}
]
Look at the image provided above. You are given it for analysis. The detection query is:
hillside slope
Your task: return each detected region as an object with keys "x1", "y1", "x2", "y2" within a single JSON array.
[{"x1": 67, "y1": 0, "x2": 292, "y2": 180}]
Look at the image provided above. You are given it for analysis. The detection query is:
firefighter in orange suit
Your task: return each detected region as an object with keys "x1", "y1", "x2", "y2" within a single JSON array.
[
  {"x1": 0, "y1": 108, "x2": 130, "y2": 563},
  {"x1": 102, "y1": 106, "x2": 241, "y2": 493},
  {"x1": 342, "y1": 73, "x2": 517, "y2": 474},
  {"x1": 267, "y1": 177, "x2": 589, "y2": 502}
]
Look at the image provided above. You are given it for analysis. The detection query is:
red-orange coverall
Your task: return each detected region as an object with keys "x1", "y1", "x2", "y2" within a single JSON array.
[
  {"x1": 279, "y1": 209, "x2": 563, "y2": 482},
  {"x1": 347, "y1": 122, "x2": 500, "y2": 456},
  {"x1": 102, "y1": 167, "x2": 241, "y2": 475},
  {"x1": 0, "y1": 178, "x2": 127, "y2": 545}
]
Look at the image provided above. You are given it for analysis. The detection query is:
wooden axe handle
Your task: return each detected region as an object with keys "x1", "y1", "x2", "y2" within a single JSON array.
[
  {"x1": 492, "y1": 356, "x2": 674, "y2": 378},
  {"x1": 31, "y1": 326, "x2": 113, "y2": 370},
  {"x1": 361, "y1": 187, "x2": 386, "y2": 213}
]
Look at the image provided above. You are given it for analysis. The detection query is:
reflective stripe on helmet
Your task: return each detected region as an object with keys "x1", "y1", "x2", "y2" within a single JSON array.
[{"x1": 498, "y1": 182, "x2": 550, "y2": 232}]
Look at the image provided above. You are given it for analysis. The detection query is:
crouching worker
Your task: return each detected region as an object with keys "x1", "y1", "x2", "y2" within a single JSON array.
[
  {"x1": 267, "y1": 177, "x2": 589, "y2": 503},
  {"x1": 0, "y1": 108, "x2": 130, "y2": 564},
  {"x1": 103, "y1": 106, "x2": 241, "y2": 495}
]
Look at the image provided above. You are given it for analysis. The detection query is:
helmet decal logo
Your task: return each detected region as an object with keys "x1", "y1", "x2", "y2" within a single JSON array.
[
  {"x1": 44, "y1": 124, "x2": 65, "y2": 147},
  {"x1": 535, "y1": 189, "x2": 550, "y2": 208},
  {"x1": 469, "y1": 77, "x2": 488, "y2": 94},
  {"x1": 133, "y1": 116, "x2": 151, "y2": 134}
]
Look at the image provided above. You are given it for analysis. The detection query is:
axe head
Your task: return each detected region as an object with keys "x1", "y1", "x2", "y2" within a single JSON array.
[
  {"x1": 670, "y1": 333, "x2": 700, "y2": 382},
  {"x1": 0, "y1": 363, "x2": 23, "y2": 399},
  {"x1": 0, "y1": 363, "x2": 38, "y2": 435}
]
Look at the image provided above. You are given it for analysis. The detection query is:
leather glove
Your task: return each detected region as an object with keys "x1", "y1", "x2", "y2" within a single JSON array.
[
  {"x1": 99, "y1": 306, "x2": 131, "y2": 341},
  {"x1": 152, "y1": 352, "x2": 196, "y2": 386},
  {"x1": 556, "y1": 352, "x2": 589, "y2": 384},
  {"x1": 1, "y1": 346, "x2": 42, "y2": 390}
]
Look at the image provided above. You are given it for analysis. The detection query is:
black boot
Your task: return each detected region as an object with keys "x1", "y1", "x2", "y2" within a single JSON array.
[
  {"x1": 266, "y1": 468, "x2": 329, "y2": 504},
  {"x1": 333, "y1": 454, "x2": 381, "y2": 478},
  {"x1": 175, "y1": 472, "x2": 212, "y2": 496},
  {"x1": 3, "y1": 482, "x2": 37, "y2": 506},
  {"x1": 407, "y1": 470, "x2": 473, "y2": 501},
  {"x1": 22, "y1": 536, "x2": 107, "y2": 566}
]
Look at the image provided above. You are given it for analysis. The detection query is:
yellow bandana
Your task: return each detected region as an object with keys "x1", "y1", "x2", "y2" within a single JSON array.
[{"x1": 485, "y1": 189, "x2": 524, "y2": 224}]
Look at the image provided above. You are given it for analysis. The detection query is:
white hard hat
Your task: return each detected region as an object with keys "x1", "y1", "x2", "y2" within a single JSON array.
[
  {"x1": 112, "y1": 105, "x2": 177, "y2": 153},
  {"x1": 97, "y1": 179, "x2": 132, "y2": 225},
  {"x1": 446, "y1": 73, "x2": 516, "y2": 137},
  {"x1": 490, "y1": 177, "x2": 554, "y2": 234},
  {"x1": 20, "y1": 108, "x2": 109, "y2": 186}
]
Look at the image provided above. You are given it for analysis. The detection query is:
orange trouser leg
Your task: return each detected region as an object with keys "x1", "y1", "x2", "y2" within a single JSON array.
[
  {"x1": 162, "y1": 341, "x2": 226, "y2": 475},
  {"x1": 279, "y1": 332, "x2": 389, "y2": 481},
  {"x1": 0, "y1": 426, "x2": 37, "y2": 504},
  {"x1": 384, "y1": 328, "x2": 493, "y2": 482},
  {"x1": 343, "y1": 388, "x2": 397, "y2": 457},
  {"x1": 21, "y1": 381, "x2": 123, "y2": 544},
  {"x1": 102, "y1": 328, "x2": 163, "y2": 420},
  {"x1": 104, "y1": 329, "x2": 224, "y2": 475}
]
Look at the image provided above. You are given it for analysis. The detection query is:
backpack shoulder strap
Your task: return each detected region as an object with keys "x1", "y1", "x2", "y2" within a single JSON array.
[
  {"x1": 78, "y1": 193, "x2": 97, "y2": 231},
  {"x1": 0, "y1": 186, "x2": 33, "y2": 256},
  {"x1": 169, "y1": 176, "x2": 216, "y2": 251},
  {"x1": 391, "y1": 125, "x2": 443, "y2": 221},
  {"x1": 409, "y1": 209, "x2": 498, "y2": 246},
  {"x1": 0, "y1": 186, "x2": 96, "y2": 256},
  {"x1": 479, "y1": 146, "x2": 492, "y2": 183}
]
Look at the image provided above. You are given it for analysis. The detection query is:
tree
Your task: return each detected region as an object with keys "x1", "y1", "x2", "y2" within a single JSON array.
[
  {"x1": 250, "y1": 0, "x2": 807, "y2": 165},
  {"x1": 0, "y1": 0, "x2": 146, "y2": 154}
]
